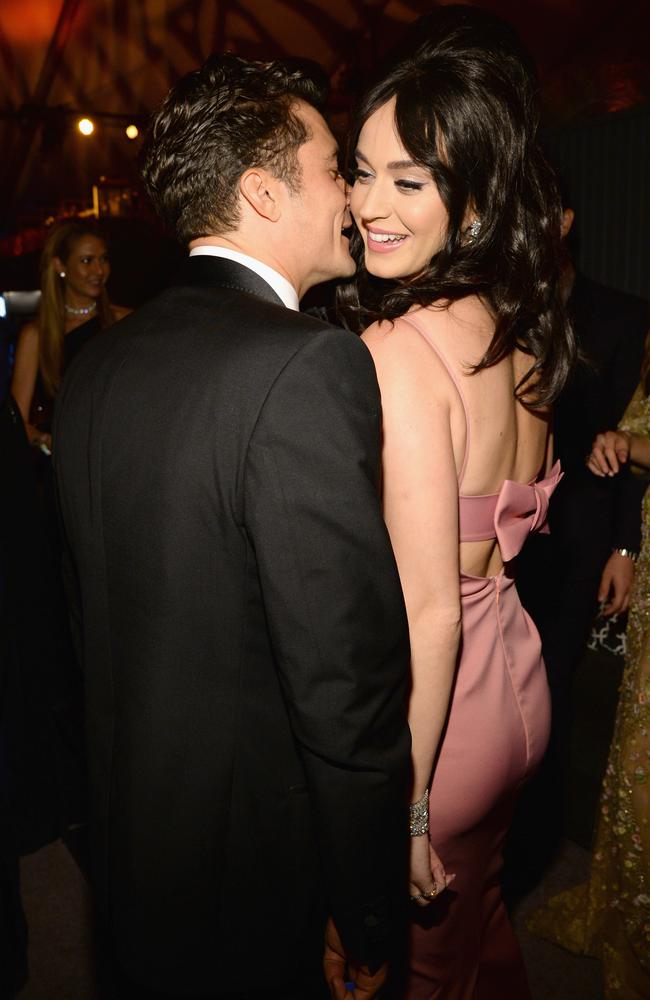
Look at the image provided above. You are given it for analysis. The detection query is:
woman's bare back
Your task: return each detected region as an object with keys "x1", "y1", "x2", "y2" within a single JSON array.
[{"x1": 365, "y1": 296, "x2": 550, "y2": 580}]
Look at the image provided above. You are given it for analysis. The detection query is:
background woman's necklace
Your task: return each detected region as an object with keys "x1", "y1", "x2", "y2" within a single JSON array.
[{"x1": 64, "y1": 301, "x2": 97, "y2": 317}]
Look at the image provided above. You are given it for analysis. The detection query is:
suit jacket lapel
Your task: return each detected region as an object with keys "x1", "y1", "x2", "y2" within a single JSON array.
[{"x1": 175, "y1": 255, "x2": 285, "y2": 308}]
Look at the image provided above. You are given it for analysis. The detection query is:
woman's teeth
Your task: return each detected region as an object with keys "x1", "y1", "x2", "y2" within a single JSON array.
[{"x1": 368, "y1": 232, "x2": 406, "y2": 243}]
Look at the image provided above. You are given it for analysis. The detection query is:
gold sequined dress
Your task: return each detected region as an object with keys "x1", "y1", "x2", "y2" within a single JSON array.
[{"x1": 527, "y1": 383, "x2": 650, "y2": 998}]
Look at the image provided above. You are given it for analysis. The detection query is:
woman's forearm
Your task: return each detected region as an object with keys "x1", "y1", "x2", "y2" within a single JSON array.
[
  {"x1": 408, "y1": 607, "x2": 461, "y2": 802},
  {"x1": 628, "y1": 432, "x2": 650, "y2": 469}
]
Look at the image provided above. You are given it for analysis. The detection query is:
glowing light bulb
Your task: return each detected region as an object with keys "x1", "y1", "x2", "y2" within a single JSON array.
[
  {"x1": 125, "y1": 124, "x2": 139, "y2": 140},
  {"x1": 77, "y1": 117, "x2": 94, "y2": 136}
]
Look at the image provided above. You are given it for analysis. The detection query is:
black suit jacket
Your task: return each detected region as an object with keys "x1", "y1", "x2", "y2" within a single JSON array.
[
  {"x1": 551, "y1": 272, "x2": 649, "y2": 561},
  {"x1": 53, "y1": 257, "x2": 411, "y2": 995},
  {"x1": 518, "y1": 273, "x2": 648, "y2": 659}
]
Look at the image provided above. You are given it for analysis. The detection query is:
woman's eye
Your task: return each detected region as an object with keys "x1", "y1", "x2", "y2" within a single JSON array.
[
  {"x1": 352, "y1": 168, "x2": 373, "y2": 184},
  {"x1": 396, "y1": 179, "x2": 425, "y2": 192}
]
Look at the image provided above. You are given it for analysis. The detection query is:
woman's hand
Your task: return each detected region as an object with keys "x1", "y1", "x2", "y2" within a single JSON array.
[
  {"x1": 598, "y1": 550, "x2": 635, "y2": 615},
  {"x1": 587, "y1": 430, "x2": 632, "y2": 477},
  {"x1": 408, "y1": 835, "x2": 455, "y2": 909}
]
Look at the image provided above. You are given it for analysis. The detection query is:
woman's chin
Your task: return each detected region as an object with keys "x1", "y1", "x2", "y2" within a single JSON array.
[
  {"x1": 365, "y1": 254, "x2": 392, "y2": 278},
  {"x1": 365, "y1": 258, "x2": 408, "y2": 282}
]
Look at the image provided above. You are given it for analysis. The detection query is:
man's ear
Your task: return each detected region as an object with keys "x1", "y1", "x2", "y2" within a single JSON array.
[{"x1": 239, "y1": 168, "x2": 282, "y2": 222}]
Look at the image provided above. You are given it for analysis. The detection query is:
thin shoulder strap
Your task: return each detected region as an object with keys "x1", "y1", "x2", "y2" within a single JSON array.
[{"x1": 399, "y1": 313, "x2": 471, "y2": 488}]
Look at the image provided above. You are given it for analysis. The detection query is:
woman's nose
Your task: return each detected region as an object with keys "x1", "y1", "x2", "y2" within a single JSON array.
[{"x1": 358, "y1": 180, "x2": 388, "y2": 220}]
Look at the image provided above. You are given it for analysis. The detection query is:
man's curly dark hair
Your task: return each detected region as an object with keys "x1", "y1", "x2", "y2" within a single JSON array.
[{"x1": 140, "y1": 54, "x2": 328, "y2": 244}]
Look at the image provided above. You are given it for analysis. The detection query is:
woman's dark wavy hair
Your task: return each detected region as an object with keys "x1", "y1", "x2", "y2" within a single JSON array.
[{"x1": 338, "y1": 5, "x2": 575, "y2": 406}]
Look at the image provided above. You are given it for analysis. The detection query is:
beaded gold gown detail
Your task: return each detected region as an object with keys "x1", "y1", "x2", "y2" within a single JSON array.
[{"x1": 527, "y1": 384, "x2": 650, "y2": 998}]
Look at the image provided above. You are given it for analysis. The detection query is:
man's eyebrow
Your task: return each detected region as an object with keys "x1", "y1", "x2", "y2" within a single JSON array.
[{"x1": 354, "y1": 149, "x2": 421, "y2": 171}]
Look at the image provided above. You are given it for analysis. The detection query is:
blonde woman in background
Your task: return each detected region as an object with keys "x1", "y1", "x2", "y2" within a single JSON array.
[
  {"x1": 5, "y1": 220, "x2": 128, "y2": 848},
  {"x1": 11, "y1": 217, "x2": 128, "y2": 451}
]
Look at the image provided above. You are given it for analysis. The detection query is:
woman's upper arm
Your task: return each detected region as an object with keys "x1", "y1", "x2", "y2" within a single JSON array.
[
  {"x1": 11, "y1": 322, "x2": 39, "y2": 421},
  {"x1": 362, "y1": 321, "x2": 460, "y2": 621}
]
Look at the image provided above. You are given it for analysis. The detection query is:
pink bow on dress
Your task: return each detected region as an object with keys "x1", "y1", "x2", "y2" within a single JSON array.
[{"x1": 493, "y1": 461, "x2": 563, "y2": 562}]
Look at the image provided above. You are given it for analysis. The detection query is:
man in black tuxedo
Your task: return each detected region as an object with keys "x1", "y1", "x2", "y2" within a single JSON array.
[{"x1": 53, "y1": 56, "x2": 411, "y2": 1000}]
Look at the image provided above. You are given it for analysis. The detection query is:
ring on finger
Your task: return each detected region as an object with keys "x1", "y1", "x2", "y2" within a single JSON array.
[
  {"x1": 410, "y1": 893, "x2": 424, "y2": 902},
  {"x1": 423, "y1": 886, "x2": 438, "y2": 899}
]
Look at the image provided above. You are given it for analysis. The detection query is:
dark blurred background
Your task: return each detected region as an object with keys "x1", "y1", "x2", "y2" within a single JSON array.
[{"x1": 0, "y1": 0, "x2": 649, "y2": 308}]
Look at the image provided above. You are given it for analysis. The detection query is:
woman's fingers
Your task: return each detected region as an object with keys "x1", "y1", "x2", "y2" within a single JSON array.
[
  {"x1": 429, "y1": 853, "x2": 447, "y2": 892},
  {"x1": 409, "y1": 872, "x2": 456, "y2": 909},
  {"x1": 587, "y1": 454, "x2": 605, "y2": 477},
  {"x1": 589, "y1": 436, "x2": 610, "y2": 475},
  {"x1": 603, "y1": 441, "x2": 621, "y2": 474},
  {"x1": 588, "y1": 432, "x2": 630, "y2": 477}
]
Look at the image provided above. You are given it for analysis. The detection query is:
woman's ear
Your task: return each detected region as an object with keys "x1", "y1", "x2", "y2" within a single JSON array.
[
  {"x1": 239, "y1": 168, "x2": 282, "y2": 222},
  {"x1": 560, "y1": 208, "x2": 575, "y2": 240}
]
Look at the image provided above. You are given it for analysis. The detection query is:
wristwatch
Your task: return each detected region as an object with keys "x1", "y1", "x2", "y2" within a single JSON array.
[{"x1": 612, "y1": 547, "x2": 638, "y2": 562}]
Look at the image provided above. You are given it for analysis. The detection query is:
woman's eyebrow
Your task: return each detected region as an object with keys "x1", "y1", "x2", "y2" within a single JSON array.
[{"x1": 354, "y1": 149, "x2": 421, "y2": 170}]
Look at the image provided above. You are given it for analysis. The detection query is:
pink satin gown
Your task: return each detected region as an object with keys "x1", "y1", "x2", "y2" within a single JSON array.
[{"x1": 400, "y1": 314, "x2": 559, "y2": 999}]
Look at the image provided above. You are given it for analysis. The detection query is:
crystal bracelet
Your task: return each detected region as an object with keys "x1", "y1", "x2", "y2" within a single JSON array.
[{"x1": 409, "y1": 788, "x2": 429, "y2": 837}]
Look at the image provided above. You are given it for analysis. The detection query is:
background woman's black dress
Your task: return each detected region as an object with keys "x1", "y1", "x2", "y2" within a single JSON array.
[{"x1": 6, "y1": 314, "x2": 102, "y2": 856}]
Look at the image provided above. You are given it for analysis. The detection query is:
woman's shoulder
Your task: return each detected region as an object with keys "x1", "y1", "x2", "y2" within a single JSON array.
[
  {"x1": 360, "y1": 308, "x2": 464, "y2": 406},
  {"x1": 361, "y1": 302, "x2": 448, "y2": 345},
  {"x1": 360, "y1": 311, "x2": 436, "y2": 360},
  {"x1": 362, "y1": 297, "x2": 491, "y2": 360},
  {"x1": 110, "y1": 304, "x2": 132, "y2": 322}
]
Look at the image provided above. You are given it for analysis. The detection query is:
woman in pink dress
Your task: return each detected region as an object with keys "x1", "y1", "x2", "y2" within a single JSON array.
[{"x1": 339, "y1": 8, "x2": 575, "y2": 998}]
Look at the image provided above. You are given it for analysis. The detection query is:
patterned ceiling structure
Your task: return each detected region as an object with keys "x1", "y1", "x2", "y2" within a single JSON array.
[{"x1": 0, "y1": 0, "x2": 648, "y2": 229}]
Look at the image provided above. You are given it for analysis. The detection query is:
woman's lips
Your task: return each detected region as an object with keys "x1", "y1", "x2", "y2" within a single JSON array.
[{"x1": 366, "y1": 228, "x2": 407, "y2": 254}]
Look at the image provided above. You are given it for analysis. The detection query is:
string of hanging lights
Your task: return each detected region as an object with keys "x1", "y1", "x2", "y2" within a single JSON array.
[{"x1": 0, "y1": 105, "x2": 145, "y2": 142}]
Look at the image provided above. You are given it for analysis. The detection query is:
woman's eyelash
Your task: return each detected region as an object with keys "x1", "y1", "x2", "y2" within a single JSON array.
[
  {"x1": 351, "y1": 168, "x2": 425, "y2": 192},
  {"x1": 396, "y1": 179, "x2": 425, "y2": 191}
]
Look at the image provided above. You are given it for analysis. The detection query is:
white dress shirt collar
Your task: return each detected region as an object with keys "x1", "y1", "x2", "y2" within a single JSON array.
[{"x1": 189, "y1": 245, "x2": 299, "y2": 311}]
